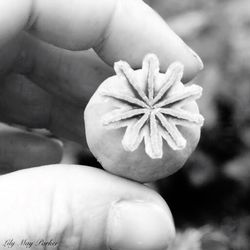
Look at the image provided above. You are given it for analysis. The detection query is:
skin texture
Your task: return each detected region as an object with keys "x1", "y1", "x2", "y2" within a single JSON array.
[
  {"x1": 0, "y1": 0, "x2": 203, "y2": 248},
  {"x1": 0, "y1": 165, "x2": 175, "y2": 250},
  {"x1": 85, "y1": 69, "x2": 201, "y2": 182}
]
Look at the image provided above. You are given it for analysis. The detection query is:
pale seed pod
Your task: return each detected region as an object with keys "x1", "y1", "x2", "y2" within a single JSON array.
[{"x1": 84, "y1": 54, "x2": 204, "y2": 182}]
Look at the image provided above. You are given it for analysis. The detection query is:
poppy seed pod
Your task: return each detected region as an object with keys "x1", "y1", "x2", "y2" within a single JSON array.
[{"x1": 84, "y1": 54, "x2": 204, "y2": 182}]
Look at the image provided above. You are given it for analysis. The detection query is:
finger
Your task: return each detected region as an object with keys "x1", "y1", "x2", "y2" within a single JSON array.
[
  {"x1": 0, "y1": 123, "x2": 62, "y2": 173},
  {"x1": 0, "y1": 165, "x2": 175, "y2": 250},
  {"x1": 0, "y1": 74, "x2": 85, "y2": 145},
  {"x1": 1, "y1": 0, "x2": 203, "y2": 82},
  {"x1": 94, "y1": 0, "x2": 204, "y2": 82},
  {"x1": 14, "y1": 33, "x2": 113, "y2": 106}
]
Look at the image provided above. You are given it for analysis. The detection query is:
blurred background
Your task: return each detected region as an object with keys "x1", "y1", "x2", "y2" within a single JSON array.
[{"x1": 61, "y1": 0, "x2": 250, "y2": 249}]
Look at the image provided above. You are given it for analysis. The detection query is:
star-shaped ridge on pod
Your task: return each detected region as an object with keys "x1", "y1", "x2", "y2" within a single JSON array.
[{"x1": 101, "y1": 54, "x2": 204, "y2": 159}]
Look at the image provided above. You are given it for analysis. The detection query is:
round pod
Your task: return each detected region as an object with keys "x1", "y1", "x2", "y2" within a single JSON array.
[{"x1": 84, "y1": 54, "x2": 204, "y2": 182}]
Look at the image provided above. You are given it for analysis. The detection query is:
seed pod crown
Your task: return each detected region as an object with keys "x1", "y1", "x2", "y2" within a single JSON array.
[{"x1": 101, "y1": 54, "x2": 204, "y2": 159}]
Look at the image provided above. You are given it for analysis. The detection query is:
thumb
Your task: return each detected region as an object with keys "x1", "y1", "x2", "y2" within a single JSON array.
[{"x1": 0, "y1": 165, "x2": 175, "y2": 250}]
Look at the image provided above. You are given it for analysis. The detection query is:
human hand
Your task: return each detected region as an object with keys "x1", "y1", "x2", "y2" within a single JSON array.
[
  {"x1": 0, "y1": 165, "x2": 175, "y2": 250},
  {"x1": 0, "y1": 0, "x2": 203, "y2": 249}
]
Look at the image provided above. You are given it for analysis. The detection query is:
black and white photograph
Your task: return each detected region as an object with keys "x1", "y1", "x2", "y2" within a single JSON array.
[{"x1": 0, "y1": 0, "x2": 249, "y2": 249}]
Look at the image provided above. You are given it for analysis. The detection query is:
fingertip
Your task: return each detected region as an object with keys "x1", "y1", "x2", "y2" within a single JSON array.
[
  {"x1": 178, "y1": 46, "x2": 204, "y2": 83},
  {"x1": 95, "y1": 0, "x2": 203, "y2": 83},
  {"x1": 25, "y1": 134, "x2": 63, "y2": 165},
  {"x1": 0, "y1": 129, "x2": 63, "y2": 171},
  {"x1": 187, "y1": 47, "x2": 204, "y2": 71},
  {"x1": 106, "y1": 200, "x2": 175, "y2": 250}
]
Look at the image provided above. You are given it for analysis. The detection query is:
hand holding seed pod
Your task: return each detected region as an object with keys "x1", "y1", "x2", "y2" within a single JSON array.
[{"x1": 84, "y1": 54, "x2": 204, "y2": 182}]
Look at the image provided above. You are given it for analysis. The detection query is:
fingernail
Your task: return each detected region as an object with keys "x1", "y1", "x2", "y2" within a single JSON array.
[
  {"x1": 106, "y1": 200, "x2": 175, "y2": 250},
  {"x1": 188, "y1": 47, "x2": 204, "y2": 71},
  {"x1": 51, "y1": 138, "x2": 64, "y2": 147}
]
